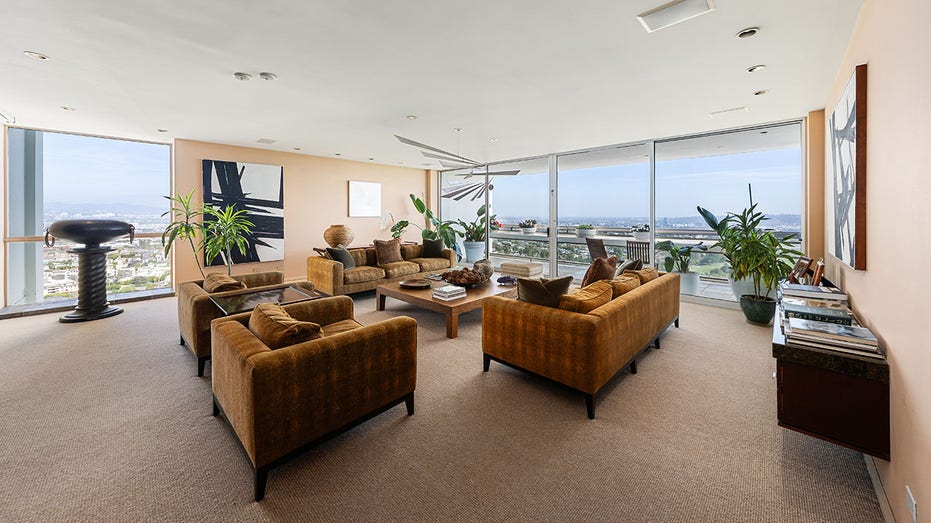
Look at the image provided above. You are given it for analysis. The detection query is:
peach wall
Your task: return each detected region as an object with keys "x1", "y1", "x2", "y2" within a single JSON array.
[
  {"x1": 825, "y1": 0, "x2": 931, "y2": 520},
  {"x1": 805, "y1": 110, "x2": 825, "y2": 263},
  {"x1": 172, "y1": 140, "x2": 429, "y2": 284}
]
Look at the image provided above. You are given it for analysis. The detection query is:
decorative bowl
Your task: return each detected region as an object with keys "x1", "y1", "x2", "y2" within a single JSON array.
[{"x1": 399, "y1": 279, "x2": 432, "y2": 289}]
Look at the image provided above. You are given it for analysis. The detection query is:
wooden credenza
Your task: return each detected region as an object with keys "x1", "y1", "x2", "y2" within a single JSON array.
[{"x1": 772, "y1": 324, "x2": 890, "y2": 461}]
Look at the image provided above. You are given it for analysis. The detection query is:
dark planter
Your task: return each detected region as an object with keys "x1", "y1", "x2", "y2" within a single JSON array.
[{"x1": 739, "y1": 295, "x2": 777, "y2": 325}]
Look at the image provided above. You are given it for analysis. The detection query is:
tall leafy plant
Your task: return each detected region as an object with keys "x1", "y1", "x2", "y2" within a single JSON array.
[
  {"x1": 655, "y1": 241, "x2": 707, "y2": 273},
  {"x1": 457, "y1": 204, "x2": 498, "y2": 242},
  {"x1": 390, "y1": 193, "x2": 460, "y2": 249},
  {"x1": 162, "y1": 190, "x2": 206, "y2": 279},
  {"x1": 202, "y1": 205, "x2": 255, "y2": 275}
]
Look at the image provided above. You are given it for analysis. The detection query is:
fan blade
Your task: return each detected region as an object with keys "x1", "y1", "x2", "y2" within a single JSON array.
[
  {"x1": 421, "y1": 151, "x2": 481, "y2": 166},
  {"x1": 439, "y1": 160, "x2": 472, "y2": 169},
  {"x1": 395, "y1": 135, "x2": 481, "y2": 165},
  {"x1": 485, "y1": 169, "x2": 520, "y2": 176},
  {"x1": 443, "y1": 183, "x2": 482, "y2": 199}
]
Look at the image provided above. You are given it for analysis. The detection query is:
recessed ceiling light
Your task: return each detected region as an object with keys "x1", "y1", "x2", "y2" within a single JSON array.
[
  {"x1": 368, "y1": 157, "x2": 375, "y2": 161},
  {"x1": 156, "y1": 129, "x2": 168, "y2": 133},
  {"x1": 746, "y1": 64, "x2": 766, "y2": 73},
  {"x1": 736, "y1": 27, "x2": 760, "y2": 39},
  {"x1": 293, "y1": 147, "x2": 301, "y2": 151},
  {"x1": 24, "y1": 50, "x2": 50, "y2": 61},
  {"x1": 453, "y1": 128, "x2": 462, "y2": 132},
  {"x1": 753, "y1": 89, "x2": 768, "y2": 96},
  {"x1": 233, "y1": 72, "x2": 252, "y2": 81},
  {"x1": 335, "y1": 153, "x2": 341, "y2": 156},
  {"x1": 406, "y1": 115, "x2": 417, "y2": 120},
  {"x1": 637, "y1": 0, "x2": 715, "y2": 33},
  {"x1": 60, "y1": 106, "x2": 77, "y2": 111},
  {"x1": 397, "y1": 161, "x2": 404, "y2": 165},
  {"x1": 258, "y1": 72, "x2": 277, "y2": 81},
  {"x1": 490, "y1": 137, "x2": 499, "y2": 142},
  {"x1": 760, "y1": 131, "x2": 768, "y2": 134}
]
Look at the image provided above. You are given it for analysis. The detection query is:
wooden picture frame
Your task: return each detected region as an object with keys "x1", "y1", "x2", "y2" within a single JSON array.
[
  {"x1": 828, "y1": 63, "x2": 867, "y2": 270},
  {"x1": 811, "y1": 259, "x2": 825, "y2": 286},
  {"x1": 789, "y1": 256, "x2": 813, "y2": 284}
]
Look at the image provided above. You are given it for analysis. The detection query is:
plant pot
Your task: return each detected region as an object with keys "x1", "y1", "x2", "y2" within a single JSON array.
[
  {"x1": 520, "y1": 227, "x2": 536, "y2": 234},
  {"x1": 577, "y1": 229, "x2": 597, "y2": 238},
  {"x1": 739, "y1": 295, "x2": 777, "y2": 325},
  {"x1": 633, "y1": 231, "x2": 650, "y2": 241},
  {"x1": 323, "y1": 224, "x2": 354, "y2": 248},
  {"x1": 679, "y1": 272, "x2": 699, "y2": 295},
  {"x1": 728, "y1": 277, "x2": 776, "y2": 301},
  {"x1": 463, "y1": 241, "x2": 485, "y2": 263}
]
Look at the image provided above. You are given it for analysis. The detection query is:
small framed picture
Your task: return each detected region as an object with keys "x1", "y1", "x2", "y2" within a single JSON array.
[
  {"x1": 811, "y1": 258, "x2": 825, "y2": 286},
  {"x1": 789, "y1": 256, "x2": 813, "y2": 284}
]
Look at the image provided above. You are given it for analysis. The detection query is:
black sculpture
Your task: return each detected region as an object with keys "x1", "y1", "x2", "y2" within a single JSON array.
[{"x1": 45, "y1": 220, "x2": 135, "y2": 323}]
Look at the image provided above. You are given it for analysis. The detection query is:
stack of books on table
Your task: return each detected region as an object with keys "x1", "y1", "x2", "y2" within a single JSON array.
[
  {"x1": 498, "y1": 262, "x2": 544, "y2": 279},
  {"x1": 782, "y1": 297, "x2": 852, "y2": 325},
  {"x1": 433, "y1": 285, "x2": 466, "y2": 301},
  {"x1": 780, "y1": 283, "x2": 848, "y2": 301},
  {"x1": 785, "y1": 317, "x2": 883, "y2": 359}
]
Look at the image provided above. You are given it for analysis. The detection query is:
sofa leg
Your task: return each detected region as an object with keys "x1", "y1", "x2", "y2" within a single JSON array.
[
  {"x1": 483, "y1": 353, "x2": 491, "y2": 372},
  {"x1": 212, "y1": 396, "x2": 220, "y2": 417},
  {"x1": 180, "y1": 334, "x2": 185, "y2": 346},
  {"x1": 585, "y1": 394, "x2": 596, "y2": 420},
  {"x1": 629, "y1": 359, "x2": 638, "y2": 374},
  {"x1": 675, "y1": 317, "x2": 679, "y2": 328},
  {"x1": 197, "y1": 357, "x2": 208, "y2": 378},
  {"x1": 254, "y1": 466, "x2": 269, "y2": 502},
  {"x1": 654, "y1": 337, "x2": 661, "y2": 350},
  {"x1": 405, "y1": 392, "x2": 415, "y2": 416}
]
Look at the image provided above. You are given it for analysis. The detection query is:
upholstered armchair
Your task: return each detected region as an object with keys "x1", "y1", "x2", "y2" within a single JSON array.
[
  {"x1": 210, "y1": 296, "x2": 417, "y2": 501},
  {"x1": 177, "y1": 271, "x2": 314, "y2": 376}
]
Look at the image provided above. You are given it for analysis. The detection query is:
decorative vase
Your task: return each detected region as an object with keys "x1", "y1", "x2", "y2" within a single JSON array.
[
  {"x1": 323, "y1": 224, "x2": 354, "y2": 248},
  {"x1": 679, "y1": 272, "x2": 699, "y2": 295},
  {"x1": 472, "y1": 258, "x2": 494, "y2": 279},
  {"x1": 739, "y1": 295, "x2": 777, "y2": 325},
  {"x1": 520, "y1": 227, "x2": 536, "y2": 234},
  {"x1": 577, "y1": 229, "x2": 597, "y2": 238},
  {"x1": 463, "y1": 241, "x2": 485, "y2": 263}
]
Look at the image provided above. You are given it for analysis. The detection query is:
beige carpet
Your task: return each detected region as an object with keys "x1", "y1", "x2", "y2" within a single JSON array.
[{"x1": 0, "y1": 293, "x2": 882, "y2": 522}]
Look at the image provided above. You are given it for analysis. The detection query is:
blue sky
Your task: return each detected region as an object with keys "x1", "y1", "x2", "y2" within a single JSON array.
[
  {"x1": 488, "y1": 148, "x2": 802, "y2": 219},
  {"x1": 42, "y1": 132, "x2": 170, "y2": 210}
]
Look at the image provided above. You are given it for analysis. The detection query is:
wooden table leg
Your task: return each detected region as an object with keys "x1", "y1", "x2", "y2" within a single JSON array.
[
  {"x1": 376, "y1": 291, "x2": 386, "y2": 311},
  {"x1": 445, "y1": 312, "x2": 458, "y2": 339}
]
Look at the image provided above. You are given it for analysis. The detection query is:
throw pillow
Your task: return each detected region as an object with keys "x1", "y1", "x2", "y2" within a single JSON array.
[
  {"x1": 325, "y1": 244, "x2": 356, "y2": 269},
  {"x1": 580, "y1": 256, "x2": 618, "y2": 287},
  {"x1": 624, "y1": 267, "x2": 660, "y2": 284},
  {"x1": 248, "y1": 303, "x2": 322, "y2": 350},
  {"x1": 203, "y1": 272, "x2": 245, "y2": 293},
  {"x1": 422, "y1": 237, "x2": 445, "y2": 258},
  {"x1": 559, "y1": 280, "x2": 614, "y2": 313},
  {"x1": 609, "y1": 275, "x2": 641, "y2": 299},
  {"x1": 374, "y1": 238, "x2": 404, "y2": 265},
  {"x1": 517, "y1": 275, "x2": 573, "y2": 308},
  {"x1": 614, "y1": 258, "x2": 643, "y2": 276}
]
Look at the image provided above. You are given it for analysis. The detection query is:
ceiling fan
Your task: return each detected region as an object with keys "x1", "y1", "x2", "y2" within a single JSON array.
[{"x1": 394, "y1": 135, "x2": 520, "y2": 179}]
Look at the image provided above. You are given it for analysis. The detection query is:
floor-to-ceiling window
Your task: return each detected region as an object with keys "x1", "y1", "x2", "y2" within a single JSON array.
[
  {"x1": 5, "y1": 128, "x2": 171, "y2": 307},
  {"x1": 484, "y1": 158, "x2": 550, "y2": 274}
]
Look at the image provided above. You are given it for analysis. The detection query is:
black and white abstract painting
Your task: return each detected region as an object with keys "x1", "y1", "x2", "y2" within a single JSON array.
[
  {"x1": 202, "y1": 160, "x2": 284, "y2": 265},
  {"x1": 828, "y1": 64, "x2": 867, "y2": 270}
]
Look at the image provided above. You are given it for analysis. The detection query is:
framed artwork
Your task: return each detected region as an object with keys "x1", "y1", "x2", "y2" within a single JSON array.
[
  {"x1": 789, "y1": 257, "x2": 813, "y2": 284},
  {"x1": 202, "y1": 159, "x2": 285, "y2": 265},
  {"x1": 828, "y1": 63, "x2": 867, "y2": 270},
  {"x1": 811, "y1": 258, "x2": 825, "y2": 286},
  {"x1": 348, "y1": 181, "x2": 381, "y2": 217}
]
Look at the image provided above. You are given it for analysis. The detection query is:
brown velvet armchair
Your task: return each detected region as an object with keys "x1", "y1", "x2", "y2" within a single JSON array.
[
  {"x1": 177, "y1": 271, "x2": 314, "y2": 376},
  {"x1": 210, "y1": 296, "x2": 417, "y2": 501}
]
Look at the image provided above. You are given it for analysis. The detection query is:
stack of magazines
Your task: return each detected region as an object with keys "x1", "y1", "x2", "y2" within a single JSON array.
[
  {"x1": 780, "y1": 283, "x2": 848, "y2": 301},
  {"x1": 785, "y1": 317, "x2": 882, "y2": 359},
  {"x1": 433, "y1": 285, "x2": 466, "y2": 301}
]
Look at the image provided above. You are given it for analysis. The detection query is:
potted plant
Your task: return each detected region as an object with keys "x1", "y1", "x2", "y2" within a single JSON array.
[
  {"x1": 631, "y1": 223, "x2": 650, "y2": 241},
  {"x1": 390, "y1": 194, "x2": 460, "y2": 250},
  {"x1": 162, "y1": 189, "x2": 206, "y2": 278},
  {"x1": 518, "y1": 219, "x2": 537, "y2": 234},
  {"x1": 456, "y1": 204, "x2": 498, "y2": 263},
  {"x1": 576, "y1": 224, "x2": 597, "y2": 238},
  {"x1": 655, "y1": 240, "x2": 707, "y2": 295},
  {"x1": 697, "y1": 203, "x2": 800, "y2": 325}
]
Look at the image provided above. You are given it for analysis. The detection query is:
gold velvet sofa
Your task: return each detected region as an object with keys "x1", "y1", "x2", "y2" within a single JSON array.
[
  {"x1": 210, "y1": 296, "x2": 417, "y2": 501},
  {"x1": 177, "y1": 271, "x2": 315, "y2": 376},
  {"x1": 482, "y1": 272, "x2": 680, "y2": 419},
  {"x1": 307, "y1": 243, "x2": 456, "y2": 295}
]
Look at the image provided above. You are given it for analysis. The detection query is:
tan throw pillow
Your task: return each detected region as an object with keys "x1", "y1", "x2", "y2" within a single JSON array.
[
  {"x1": 581, "y1": 256, "x2": 617, "y2": 287},
  {"x1": 248, "y1": 303, "x2": 322, "y2": 350},
  {"x1": 374, "y1": 238, "x2": 404, "y2": 265},
  {"x1": 517, "y1": 275, "x2": 573, "y2": 308},
  {"x1": 559, "y1": 280, "x2": 613, "y2": 313},
  {"x1": 624, "y1": 267, "x2": 659, "y2": 284},
  {"x1": 609, "y1": 275, "x2": 641, "y2": 299},
  {"x1": 203, "y1": 272, "x2": 246, "y2": 293}
]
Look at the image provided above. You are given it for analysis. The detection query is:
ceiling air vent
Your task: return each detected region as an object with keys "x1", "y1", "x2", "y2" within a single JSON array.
[
  {"x1": 638, "y1": 0, "x2": 715, "y2": 33},
  {"x1": 708, "y1": 106, "x2": 748, "y2": 118},
  {"x1": 256, "y1": 138, "x2": 277, "y2": 144}
]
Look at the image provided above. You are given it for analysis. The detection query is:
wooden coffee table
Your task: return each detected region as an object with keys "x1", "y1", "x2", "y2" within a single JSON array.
[{"x1": 376, "y1": 278, "x2": 517, "y2": 339}]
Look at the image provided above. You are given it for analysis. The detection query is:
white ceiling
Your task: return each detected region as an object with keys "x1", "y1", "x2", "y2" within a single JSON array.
[{"x1": 0, "y1": 0, "x2": 862, "y2": 168}]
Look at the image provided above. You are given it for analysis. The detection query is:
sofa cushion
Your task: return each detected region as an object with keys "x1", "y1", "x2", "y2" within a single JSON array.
[
  {"x1": 374, "y1": 238, "x2": 404, "y2": 265},
  {"x1": 399, "y1": 243, "x2": 421, "y2": 260},
  {"x1": 581, "y1": 256, "x2": 617, "y2": 287},
  {"x1": 609, "y1": 275, "x2": 641, "y2": 298},
  {"x1": 410, "y1": 257, "x2": 451, "y2": 272},
  {"x1": 624, "y1": 267, "x2": 660, "y2": 284},
  {"x1": 559, "y1": 280, "x2": 614, "y2": 313},
  {"x1": 248, "y1": 303, "x2": 322, "y2": 349},
  {"x1": 325, "y1": 245, "x2": 356, "y2": 269},
  {"x1": 614, "y1": 258, "x2": 643, "y2": 276},
  {"x1": 517, "y1": 275, "x2": 573, "y2": 308},
  {"x1": 203, "y1": 273, "x2": 246, "y2": 293},
  {"x1": 422, "y1": 237, "x2": 445, "y2": 258},
  {"x1": 380, "y1": 261, "x2": 421, "y2": 278},
  {"x1": 344, "y1": 266, "x2": 386, "y2": 284},
  {"x1": 321, "y1": 318, "x2": 364, "y2": 336}
]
